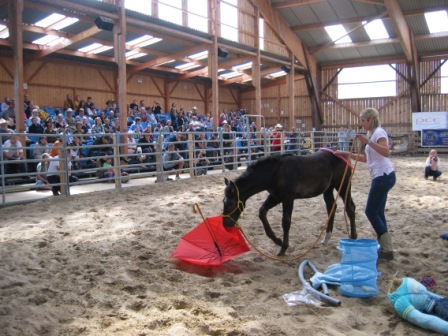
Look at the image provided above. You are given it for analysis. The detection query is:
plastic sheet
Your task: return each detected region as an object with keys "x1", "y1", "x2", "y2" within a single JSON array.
[{"x1": 283, "y1": 284, "x2": 323, "y2": 307}]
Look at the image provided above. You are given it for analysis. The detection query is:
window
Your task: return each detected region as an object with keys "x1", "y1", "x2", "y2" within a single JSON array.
[
  {"x1": 125, "y1": 0, "x2": 151, "y2": 16},
  {"x1": 259, "y1": 17, "x2": 265, "y2": 50},
  {"x1": 188, "y1": 0, "x2": 208, "y2": 33},
  {"x1": 221, "y1": 0, "x2": 238, "y2": 42},
  {"x1": 338, "y1": 65, "x2": 396, "y2": 99},
  {"x1": 441, "y1": 60, "x2": 448, "y2": 94},
  {"x1": 159, "y1": 0, "x2": 182, "y2": 25},
  {"x1": 325, "y1": 24, "x2": 352, "y2": 44}
]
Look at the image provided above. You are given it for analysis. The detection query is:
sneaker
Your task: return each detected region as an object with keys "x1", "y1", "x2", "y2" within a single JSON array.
[
  {"x1": 167, "y1": 178, "x2": 173, "y2": 181},
  {"x1": 176, "y1": 176, "x2": 181, "y2": 180}
]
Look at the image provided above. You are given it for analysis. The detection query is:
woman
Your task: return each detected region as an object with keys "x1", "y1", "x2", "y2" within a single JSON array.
[
  {"x1": 424, "y1": 149, "x2": 442, "y2": 181},
  {"x1": 91, "y1": 116, "x2": 105, "y2": 136},
  {"x1": 337, "y1": 107, "x2": 396, "y2": 260}
]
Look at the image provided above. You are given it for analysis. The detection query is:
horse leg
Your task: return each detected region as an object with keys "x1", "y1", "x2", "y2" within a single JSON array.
[
  {"x1": 259, "y1": 194, "x2": 283, "y2": 248},
  {"x1": 343, "y1": 191, "x2": 357, "y2": 239},
  {"x1": 278, "y1": 199, "x2": 294, "y2": 256},
  {"x1": 321, "y1": 189, "x2": 336, "y2": 245}
]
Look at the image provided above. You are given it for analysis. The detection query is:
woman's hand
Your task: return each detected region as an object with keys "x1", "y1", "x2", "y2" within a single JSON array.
[{"x1": 355, "y1": 134, "x2": 369, "y2": 146}]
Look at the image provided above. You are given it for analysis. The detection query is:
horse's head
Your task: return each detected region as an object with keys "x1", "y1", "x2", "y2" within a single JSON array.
[{"x1": 222, "y1": 178, "x2": 244, "y2": 227}]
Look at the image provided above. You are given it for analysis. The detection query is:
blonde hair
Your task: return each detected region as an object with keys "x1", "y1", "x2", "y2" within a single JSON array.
[
  {"x1": 428, "y1": 149, "x2": 437, "y2": 157},
  {"x1": 360, "y1": 107, "x2": 380, "y2": 137}
]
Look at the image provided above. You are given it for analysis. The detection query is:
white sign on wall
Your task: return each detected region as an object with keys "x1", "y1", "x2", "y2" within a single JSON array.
[{"x1": 412, "y1": 112, "x2": 448, "y2": 131}]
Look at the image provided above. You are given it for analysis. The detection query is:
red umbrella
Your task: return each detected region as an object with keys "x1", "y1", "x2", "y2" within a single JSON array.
[{"x1": 171, "y1": 204, "x2": 250, "y2": 266}]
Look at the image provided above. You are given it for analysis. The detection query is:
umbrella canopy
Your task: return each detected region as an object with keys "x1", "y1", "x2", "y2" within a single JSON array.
[{"x1": 172, "y1": 214, "x2": 250, "y2": 266}]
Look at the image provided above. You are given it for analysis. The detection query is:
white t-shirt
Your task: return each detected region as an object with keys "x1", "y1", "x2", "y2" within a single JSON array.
[{"x1": 365, "y1": 127, "x2": 394, "y2": 179}]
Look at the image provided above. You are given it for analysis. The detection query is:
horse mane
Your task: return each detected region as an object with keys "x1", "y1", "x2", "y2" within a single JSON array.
[{"x1": 236, "y1": 155, "x2": 288, "y2": 185}]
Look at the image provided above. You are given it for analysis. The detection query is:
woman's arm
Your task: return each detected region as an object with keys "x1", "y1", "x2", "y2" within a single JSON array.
[
  {"x1": 356, "y1": 134, "x2": 390, "y2": 157},
  {"x1": 335, "y1": 150, "x2": 367, "y2": 163}
]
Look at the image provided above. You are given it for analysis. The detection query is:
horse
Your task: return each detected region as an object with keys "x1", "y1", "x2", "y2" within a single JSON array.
[{"x1": 222, "y1": 150, "x2": 357, "y2": 256}]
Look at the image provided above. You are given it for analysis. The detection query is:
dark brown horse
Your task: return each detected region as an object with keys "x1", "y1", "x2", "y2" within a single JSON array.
[{"x1": 222, "y1": 150, "x2": 357, "y2": 256}]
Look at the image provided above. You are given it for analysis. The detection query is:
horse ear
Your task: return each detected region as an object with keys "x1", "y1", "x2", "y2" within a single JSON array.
[{"x1": 224, "y1": 178, "x2": 230, "y2": 186}]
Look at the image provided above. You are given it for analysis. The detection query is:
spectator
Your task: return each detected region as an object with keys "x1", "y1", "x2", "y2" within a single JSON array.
[
  {"x1": 47, "y1": 147, "x2": 77, "y2": 196},
  {"x1": 65, "y1": 108, "x2": 76, "y2": 129},
  {"x1": 162, "y1": 142, "x2": 184, "y2": 180},
  {"x1": 25, "y1": 108, "x2": 44, "y2": 127},
  {"x1": 137, "y1": 132, "x2": 155, "y2": 164},
  {"x1": 55, "y1": 113, "x2": 67, "y2": 132},
  {"x1": 1, "y1": 97, "x2": 11, "y2": 116},
  {"x1": 338, "y1": 127, "x2": 348, "y2": 151},
  {"x1": 425, "y1": 149, "x2": 442, "y2": 181},
  {"x1": 271, "y1": 124, "x2": 283, "y2": 152},
  {"x1": 91, "y1": 117, "x2": 105, "y2": 136},
  {"x1": 35, "y1": 153, "x2": 51, "y2": 190},
  {"x1": 103, "y1": 118, "x2": 114, "y2": 133},
  {"x1": 32, "y1": 136, "x2": 50, "y2": 161},
  {"x1": 2, "y1": 99, "x2": 15, "y2": 121},
  {"x1": 27, "y1": 115, "x2": 45, "y2": 134},
  {"x1": 74, "y1": 94, "x2": 82, "y2": 111},
  {"x1": 43, "y1": 119, "x2": 58, "y2": 143},
  {"x1": 2, "y1": 134, "x2": 27, "y2": 174},
  {"x1": 63, "y1": 93, "x2": 75, "y2": 111}
]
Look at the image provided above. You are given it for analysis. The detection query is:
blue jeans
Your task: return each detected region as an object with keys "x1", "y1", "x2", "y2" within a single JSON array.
[{"x1": 365, "y1": 171, "x2": 396, "y2": 237}]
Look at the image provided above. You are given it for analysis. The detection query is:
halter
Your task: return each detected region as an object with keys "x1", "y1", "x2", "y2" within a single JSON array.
[{"x1": 222, "y1": 183, "x2": 245, "y2": 225}]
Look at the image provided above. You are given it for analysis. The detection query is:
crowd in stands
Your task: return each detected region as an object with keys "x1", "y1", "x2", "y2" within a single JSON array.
[{"x1": 1, "y1": 92, "x2": 304, "y2": 187}]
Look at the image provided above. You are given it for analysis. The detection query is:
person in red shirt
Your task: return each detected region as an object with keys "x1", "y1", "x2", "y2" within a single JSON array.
[{"x1": 271, "y1": 124, "x2": 283, "y2": 152}]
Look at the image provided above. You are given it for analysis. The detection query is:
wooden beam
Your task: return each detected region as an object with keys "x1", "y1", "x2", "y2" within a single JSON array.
[
  {"x1": 384, "y1": 0, "x2": 420, "y2": 111},
  {"x1": 384, "y1": 0, "x2": 413, "y2": 63},
  {"x1": 272, "y1": 0, "x2": 323, "y2": 9}
]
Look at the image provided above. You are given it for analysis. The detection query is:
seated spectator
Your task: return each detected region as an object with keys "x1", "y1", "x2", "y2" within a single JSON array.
[
  {"x1": 68, "y1": 136, "x2": 82, "y2": 171},
  {"x1": 63, "y1": 93, "x2": 75, "y2": 111},
  {"x1": 0, "y1": 118, "x2": 13, "y2": 143},
  {"x1": 194, "y1": 149, "x2": 210, "y2": 176},
  {"x1": 1, "y1": 96, "x2": 11, "y2": 116},
  {"x1": 27, "y1": 115, "x2": 45, "y2": 135},
  {"x1": 26, "y1": 108, "x2": 41, "y2": 127},
  {"x1": 137, "y1": 132, "x2": 155, "y2": 164},
  {"x1": 162, "y1": 142, "x2": 184, "y2": 180},
  {"x1": 2, "y1": 134, "x2": 27, "y2": 174},
  {"x1": 43, "y1": 119, "x2": 58, "y2": 143},
  {"x1": 425, "y1": 149, "x2": 442, "y2": 181},
  {"x1": 103, "y1": 118, "x2": 114, "y2": 133},
  {"x1": 35, "y1": 153, "x2": 51, "y2": 190},
  {"x1": 32, "y1": 136, "x2": 50, "y2": 161},
  {"x1": 81, "y1": 117, "x2": 92, "y2": 134},
  {"x1": 90, "y1": 135, "x2": 113, "y2": 158},
  {"x1": 65, "y1": 108, "x2": 76, "y2": 129},
  {"x1": 91, "y1": 117, "x2": 105, "y2": 136},
  {"x1": 54, "y1": 113, "x2": 67, "y2": 132}
]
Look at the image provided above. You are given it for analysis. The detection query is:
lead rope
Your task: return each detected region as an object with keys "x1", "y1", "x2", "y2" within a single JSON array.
[{"x1": 229, "y1": 142, "x2": 363, "y2": 263}]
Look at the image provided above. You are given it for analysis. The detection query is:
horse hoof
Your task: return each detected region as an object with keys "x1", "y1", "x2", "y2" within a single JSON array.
[{"x1": 277, "y1": 249, "x2": 286, "y2": 256}]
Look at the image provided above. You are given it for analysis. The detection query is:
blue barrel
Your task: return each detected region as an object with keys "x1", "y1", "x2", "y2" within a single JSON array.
[{"x1": 337, "y1": 239, "x2": 380, "y2": 298}]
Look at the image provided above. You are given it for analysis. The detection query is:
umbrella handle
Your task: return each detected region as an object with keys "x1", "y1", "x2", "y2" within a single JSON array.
[{"x1": 193, "y1": 203, "x2": 206, "y2": 223}]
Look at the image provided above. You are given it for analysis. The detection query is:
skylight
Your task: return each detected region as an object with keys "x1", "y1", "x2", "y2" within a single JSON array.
[
  {"x1": 125, "y1": 50, "x2": 147, "y2": 60},
  {"x1": 188, "y1": 50, "x2": 208, "y2": 60},
  {"x1": 78, "y1": 43, "x2": 104, "y2": 53},
  {"x1": 33, "y1": 35, "x2": 63, "y2": 46},
  {"x1": 424, "y1": 10, "x2": 448, "y2": 33},
  {"x1": 35, "y1": 13, "x2": 65, "y2": 28},
  {"x1": 0, "y1": 24, "x2": 9, "y2": 39},
  {"x1": 125, "y1": 0, "x2": 152, "y2": 16},
  {"x1": 52, "y1": 17, "x2": 79, "y2": 31},
  {"x1": 325, "y1": 24, "x2": 352, "y2": 44},
  {"x1": 268, "y1": 70, "x2": 287, "y2": 79},
  {"x1": 78, "y1": 43, "x2": 113, "y2": 54},
  {"x1": 233, "y1": 62, "x2": 253, "y2": 71},
  {"x1": 175, "y1": 62, "x2": 202, "y2": 71},
  {"x1": 219, "y1": 71, "x2": 243, "y2": 80},
  {"x1": 363, "y1": 19, "x2": 389, "y2": 40},
  {"x1": 127, "y1": 35, "x2": 162, "y2": 48}
]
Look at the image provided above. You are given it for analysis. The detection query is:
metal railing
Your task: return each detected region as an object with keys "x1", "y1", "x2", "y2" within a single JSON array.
[{"x1": 1, "y1": 129, "x2": 361, "y2": 205}]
